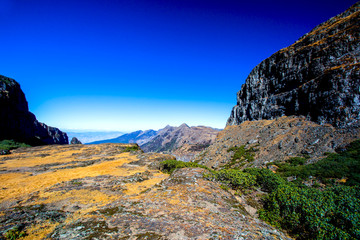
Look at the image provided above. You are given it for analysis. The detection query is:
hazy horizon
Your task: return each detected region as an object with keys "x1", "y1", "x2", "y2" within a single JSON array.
[{"x1": 1, "y1": 0, "x2": 356, "y2": 132}]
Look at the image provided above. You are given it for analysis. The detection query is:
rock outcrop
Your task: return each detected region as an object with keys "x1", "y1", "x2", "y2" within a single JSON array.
[
  {"x1": 0, "y1": 144, "x2": 290, "y2": 239},
  {"x1": 0, "y1": 75, "x2": 68, "y2": 145},
  {"x1": 197, "y1": 116, "x2": 360, "y2": 169},
  {"x1": 227, "y1": 2, "x2": 360, "y2": 129},
  {"x1": 141, "y1": 124, "x2": 220, "y2": 161},
  {"x1": 70, "y1": 137, "x2": 82, "y2": 144}
]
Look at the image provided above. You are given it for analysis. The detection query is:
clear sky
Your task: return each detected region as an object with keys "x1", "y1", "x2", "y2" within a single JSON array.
[{"x1": 1, "y1": 0, "x2": 357, "y2": 132}]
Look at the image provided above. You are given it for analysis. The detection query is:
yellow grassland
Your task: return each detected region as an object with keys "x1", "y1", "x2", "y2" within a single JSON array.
[
  {"x1": 22, "y1": 221, "x2": 60, "y2": 240},
  {"x1": 123, "y1": 172, "x2": 168, "y2": 195},
  {"x1": 0, "y1": 152, "x2": 146, "y2": 202},
  {"x1": 0, "y1": 144, "x2": 170, "y2": 239}
]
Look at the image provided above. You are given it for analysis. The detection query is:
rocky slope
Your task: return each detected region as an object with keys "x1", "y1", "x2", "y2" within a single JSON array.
[
  {"x1": 89, "y1": 129, "x2": 157, "y2": 145},
  {"x1": 227, "y1": 2, "x2": 360, "y2": 129},
  {"x1": 0, "y1": 144, "x2": 289, "y2": 239},
  {"x1": 196, "y1": 116, "x2": 360, "y2": 169},
  {"x1": 141, "y1": 124, "x2": 220, "y2": 161},
  {"x1": 0, "y1": 75, "x2": 68, "y2": 145}
]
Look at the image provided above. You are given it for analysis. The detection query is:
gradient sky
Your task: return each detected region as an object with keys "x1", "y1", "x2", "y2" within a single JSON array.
[{"x1": 1, "y1": 0, "x2": 357, "y2": 132}]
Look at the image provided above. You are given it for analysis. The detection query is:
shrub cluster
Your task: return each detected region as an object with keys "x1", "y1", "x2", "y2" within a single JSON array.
[
  {"x1": 210, "y1": 169, "x2": 256, "y2": 189},
  {"x1": 0, "y1": 140, "x2": 31, "y2": 151},
  {"x1": 122, "y1": 145, "x2": 141, "y2": 152},
  {"x1": 225, "y1": 145, "x2": 256, "y2": 168},
  {"x1": 275, "y1": 140, "x2": 360, "y2": 186},
  {"x1": 159, "y1": 159, "x2": 210, "y2": 174}
]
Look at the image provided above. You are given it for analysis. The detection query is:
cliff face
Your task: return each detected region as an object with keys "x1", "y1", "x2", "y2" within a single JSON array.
[
  {"x1": 0, "y1": 75, "x2": 68, "y2": 145},
  {"x1": 141, "y1": 124, "x2": 220, "y2": 161},
  {"x1": 227, "y1": 2, "x2": 360, "y2": 129}
]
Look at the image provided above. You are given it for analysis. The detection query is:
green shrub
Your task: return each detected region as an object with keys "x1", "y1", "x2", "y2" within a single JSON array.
[
  {"x1": 0, "y1": 140, "x2": 31, "y2": 151},
  {"x1": 260, "y1": 183, "x2": 360, "y2": 239},
  {"x1": 275, "y1": 140, "x2": 360, "y2": 186},
  {"x1": 160, "y1": 159, "x2": 210, "y2": 174},
  {"x1": 241, "y1": 166, "x2": 360, "y2": 239},
  {"x1": 225, "y1": 145, "x2": 256, "y2": 168},
  {"x1": 122, "y1": 145, "x2": 141, "y2": 152},
  {"x1": 212, "y1": 169, "x2": 256, "y2": 189},
  {"x1": 287, "y1": 157, "x2": 307, "y2": 166},
  {"x1": 244, "y1": 168, "x2": 287, "y2": 192}
]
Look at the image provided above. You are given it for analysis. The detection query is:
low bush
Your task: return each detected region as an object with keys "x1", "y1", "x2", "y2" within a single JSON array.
[
  {"x1": 0, "y1": 140, "x2": 31, "y2": 151},
  {"x1": 259, "y1": 183, "x2": 360, "y2": 239},
  {"x1": 122, "y1": 145, "x2": 141, "y2": 152},
  {"x1": 159, "y1": 159, "x2": 210, "y2": 174},
  {"x1": 225, "y1": 145, "x2": 256, "y2": 168},
  {"x1": 211, "y1": 169, "x2": 256, "y2": 189},
  {"x1": 275, "y1": 140, "x2": 360, "y2": 186}
]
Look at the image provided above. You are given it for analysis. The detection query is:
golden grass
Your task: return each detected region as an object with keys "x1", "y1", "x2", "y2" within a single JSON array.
[
  {"x1": 0, "y1": 144, "x2": 174, "y2": 239},
  {"x1": 0, "y1": 153, "x2": 144, "y2": 202},
  {"x1": 35, "y1": 189, "x2": 116, "y2": 206},
  {"x1": 123, "y1": 172, "x2": 168, "y2": 195},
  {"x1": 22, "y1": 220, "x2": 59, "y2": 240}
]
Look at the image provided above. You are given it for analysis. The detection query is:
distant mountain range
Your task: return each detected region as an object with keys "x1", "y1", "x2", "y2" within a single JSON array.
[
  {"x1": 88, "y1": 130, "x2": 157, "y2": 145},
  {"x1": 89, "y1": 124, "x2": 221, "y2": 161},
  {"x1": 66, "y1": 131, "x2": 124, "y2": 144}
]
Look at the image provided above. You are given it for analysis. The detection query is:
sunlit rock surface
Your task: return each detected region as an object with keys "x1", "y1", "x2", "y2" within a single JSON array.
[
  {"x1": 197, "y1": 116, "x2": 360, "y2": 169},
  {"x1": 0, "y1": 144, "x2": 289, "y2": 239}
]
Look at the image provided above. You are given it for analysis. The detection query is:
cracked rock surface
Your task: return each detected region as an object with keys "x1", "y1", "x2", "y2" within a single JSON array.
[{"x1": 0, "y1": 144, "x2": 289, "y2": 239}]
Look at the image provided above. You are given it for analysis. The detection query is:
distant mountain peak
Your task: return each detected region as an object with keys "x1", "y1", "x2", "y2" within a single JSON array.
[{"x1": 179, "y1": 123, "x2": 190, "y2": 128}]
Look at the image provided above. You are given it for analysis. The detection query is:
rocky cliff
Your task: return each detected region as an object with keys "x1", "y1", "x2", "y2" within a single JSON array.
[
  {"x1": 227, "y1": 2, "x2": 360, "y2": 129},
  {"x1": 0, "y1": 75, "x2": 68, "y2": 145},
  {"x1": 141, "y1": 124, "x2": 220, "y2": 161}
]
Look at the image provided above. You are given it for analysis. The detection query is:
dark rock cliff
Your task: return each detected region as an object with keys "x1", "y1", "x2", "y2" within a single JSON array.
[
  {"x1": 0, "y1": 75, "x2": 68, "y2": 145},
  {"x1": 227, "y1": 2, "x2": 360, "y2": 129}
]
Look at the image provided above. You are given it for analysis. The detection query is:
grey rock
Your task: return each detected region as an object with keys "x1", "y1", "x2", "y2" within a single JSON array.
[
  {"x1": 70, "y1": 137, "x2": 82, "y2": 144},
  {"x1": 227, "y1": 3, "x2": 360, "y2": 129}
]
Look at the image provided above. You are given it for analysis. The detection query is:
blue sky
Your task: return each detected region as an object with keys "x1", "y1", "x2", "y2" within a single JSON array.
[{"x1": 1, "y1": 0, "x2": 357, "y2": 131}]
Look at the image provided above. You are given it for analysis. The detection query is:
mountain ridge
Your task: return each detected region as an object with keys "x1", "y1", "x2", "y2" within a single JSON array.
[
  {"x1": 141, "y1": 124, "x2": 220, "y2": 161},
  {"x1": 88, "y1": 129, "x2": 157, "y2": 145}
]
